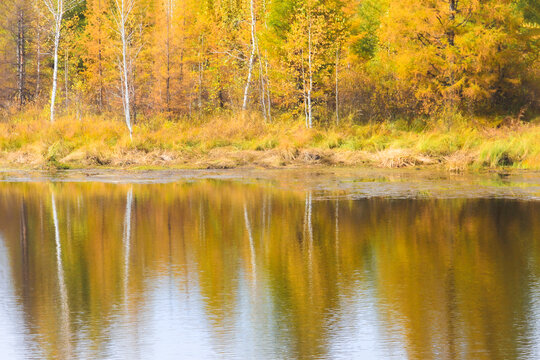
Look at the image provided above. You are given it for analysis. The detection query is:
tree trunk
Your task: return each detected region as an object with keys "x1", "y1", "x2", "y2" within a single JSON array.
[
  {"x1": 448, "y1": 0, "x2": 456, "y2": 46},
  {"x1": 119, "y1": 1, "x2": 132, "y2": 139},
  {"x1": 307, "y1": 11, "x2": 313, "y2": 128},
  {"x1": 264, "y1": 59, "x2": 272, "y2": 122},
  {"x1": 97, "y1": 0, "x2": 103, "y2": 113},
  {"x1": 179, "y1": 17, "x2": 185, "y2": 90},
  {"x1": 35, "y1": 6, "x2": 41, "y2": 100},
  {"x1": 301, "y1": 49, "x2": 308, "y2": 127},
  {"x1": 50, "y1": 16, "x2": 62, "y2": 123},
  {"x1": 257, "y1": 44, "x2": 267, "y2": 122},
  {"x1": 242, "y1": 0, "x2": 256, "y2": 111},
  {"x1": 64, "y1": 49, "x2": 69, "y2": 111},
  {"x1": 335, "y1": 46, "x2": 339, "y2": 126},
  {"x1": 262, "y1": 0, "x2": 272, "y2": 122},
  {"x1": 166, "y1": 0, "x2": 171, "y2": 115},
  {"x1": 198, "y1": 36, "x2": 204, "y2": 111},
  {"x1": 17, "y1": 8, "x2": 26, "y2": 110}
]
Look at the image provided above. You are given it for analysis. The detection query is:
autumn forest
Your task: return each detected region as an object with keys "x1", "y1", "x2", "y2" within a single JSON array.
[{"x1": 0, "y1": 0, "x2": 539, "y2": 170}]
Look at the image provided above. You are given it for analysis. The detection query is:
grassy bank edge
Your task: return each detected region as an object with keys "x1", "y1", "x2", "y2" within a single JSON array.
[{"x1": 1, "y1": 113, "x2": 539, "y2": 172}]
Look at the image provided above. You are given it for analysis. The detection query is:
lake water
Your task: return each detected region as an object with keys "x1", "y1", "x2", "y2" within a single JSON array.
[{"x1": 1, "y1": 169, "x2": 540, "y2": 359}]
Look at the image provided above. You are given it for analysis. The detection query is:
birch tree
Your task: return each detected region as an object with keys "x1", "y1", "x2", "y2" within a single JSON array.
[
  {"x1": 242, "y1": 0, "x2": 257, "y2": 111},
  {"x1": 112, "y1": 0, "x2": 136, "y2": 139},
  {"x1": 260, "y1": 0, "x2": 272, "y2": 122},
  {"x1": 42, "y1": 0, "x2": 79, "y2": 123}
]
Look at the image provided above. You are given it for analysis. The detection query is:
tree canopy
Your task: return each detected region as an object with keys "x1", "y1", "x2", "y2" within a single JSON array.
[{"x1": 0, "y1": 0, "x2": 538, "y2": 125}]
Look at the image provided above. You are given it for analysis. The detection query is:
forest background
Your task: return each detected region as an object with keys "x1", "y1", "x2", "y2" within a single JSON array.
[{"x1": 0, "y1": 0, "x2": 539, "y2": 170}]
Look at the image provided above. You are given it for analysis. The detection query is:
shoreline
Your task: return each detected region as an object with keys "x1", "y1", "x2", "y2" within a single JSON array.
[
  {"x1": 0, "y1": 147, "x2": 536, "y2": 172},
  {"x1": 1, "y1": 116, "x2": 539, "y2": 172}
]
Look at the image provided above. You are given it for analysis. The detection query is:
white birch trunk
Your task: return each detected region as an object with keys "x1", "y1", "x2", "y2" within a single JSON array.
[
  {"x1": 242, "y1": 0, "x2": 256, "y2": 111},
  {"x1": 301, "y1": 50, "x2": 308, "y2": 128},
  {"x1": 117, "y1": 0, "x2": 133, "y2": 139},
  {"x1": 50, "y1": 15, "x2": 61, "y2": 123},
  {"x1": 43, "y1": 0, "x2": 80, "y2": 122}
]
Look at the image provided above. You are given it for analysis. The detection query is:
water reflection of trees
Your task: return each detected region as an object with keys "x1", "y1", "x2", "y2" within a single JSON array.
[{"x1": 0, "y1": 182, "x2": 539, "y2": 359}]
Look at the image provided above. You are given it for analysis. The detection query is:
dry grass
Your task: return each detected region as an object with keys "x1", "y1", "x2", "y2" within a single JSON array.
[
  {"x1": 0, "y1": 112, "x2": 539, "y2": 171},
  {"x1": 371, "y1": 149, "x2": 436, "y2": 168}
]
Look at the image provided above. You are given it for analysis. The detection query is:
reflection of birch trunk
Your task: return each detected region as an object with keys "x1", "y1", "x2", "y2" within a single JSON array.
[
  {"x1": 40, "y1": 198, "x2": 44, "y2": 243},
  {"x1": 335, "y1": 199, "x2": 340, "y2": 271},
  {"x1": 51, "y1": 192, "x2": 71, "y2": 357},
  {"x1": 243, "y1": 203, "x2": 256, "y2": 286},
  {"x1": 261, "y1": 195, "x2": 266, "y2": 243},
  {"x1": 304, "y1": 192, "x2": 313, "y2": 286},
  {"x1": 168, "y1": 210, "x2": 172, "y2": 264},
  {"x1": 303, "y1": 192, "x2": 308, "y2": 238},
  {"x1": 307, "y1": 192, "x2": 313, "y2": 263},
  {"x1": 262, "y1": 194, "x2": 272, "y2": 254},
  {"x1": 199, "y1": 201, "x2": 205, "y2": 243},
  {"x1": 266, "y1": 195, "x2": 272, "y2": 234},
  {"x1": 167, "y1": 211, "x2": 174, "y2": 303},
  {"x1": 123, "y1": 188, "x2": 133, "y2": 305},
  {"x1": 20, "y1": 200, "x2": 29, "y2": 295}
]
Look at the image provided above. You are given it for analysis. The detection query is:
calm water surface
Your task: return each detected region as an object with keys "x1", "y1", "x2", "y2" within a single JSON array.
[{"x1": 1, "y1": 169, "x2": 540, "y2": 359}]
